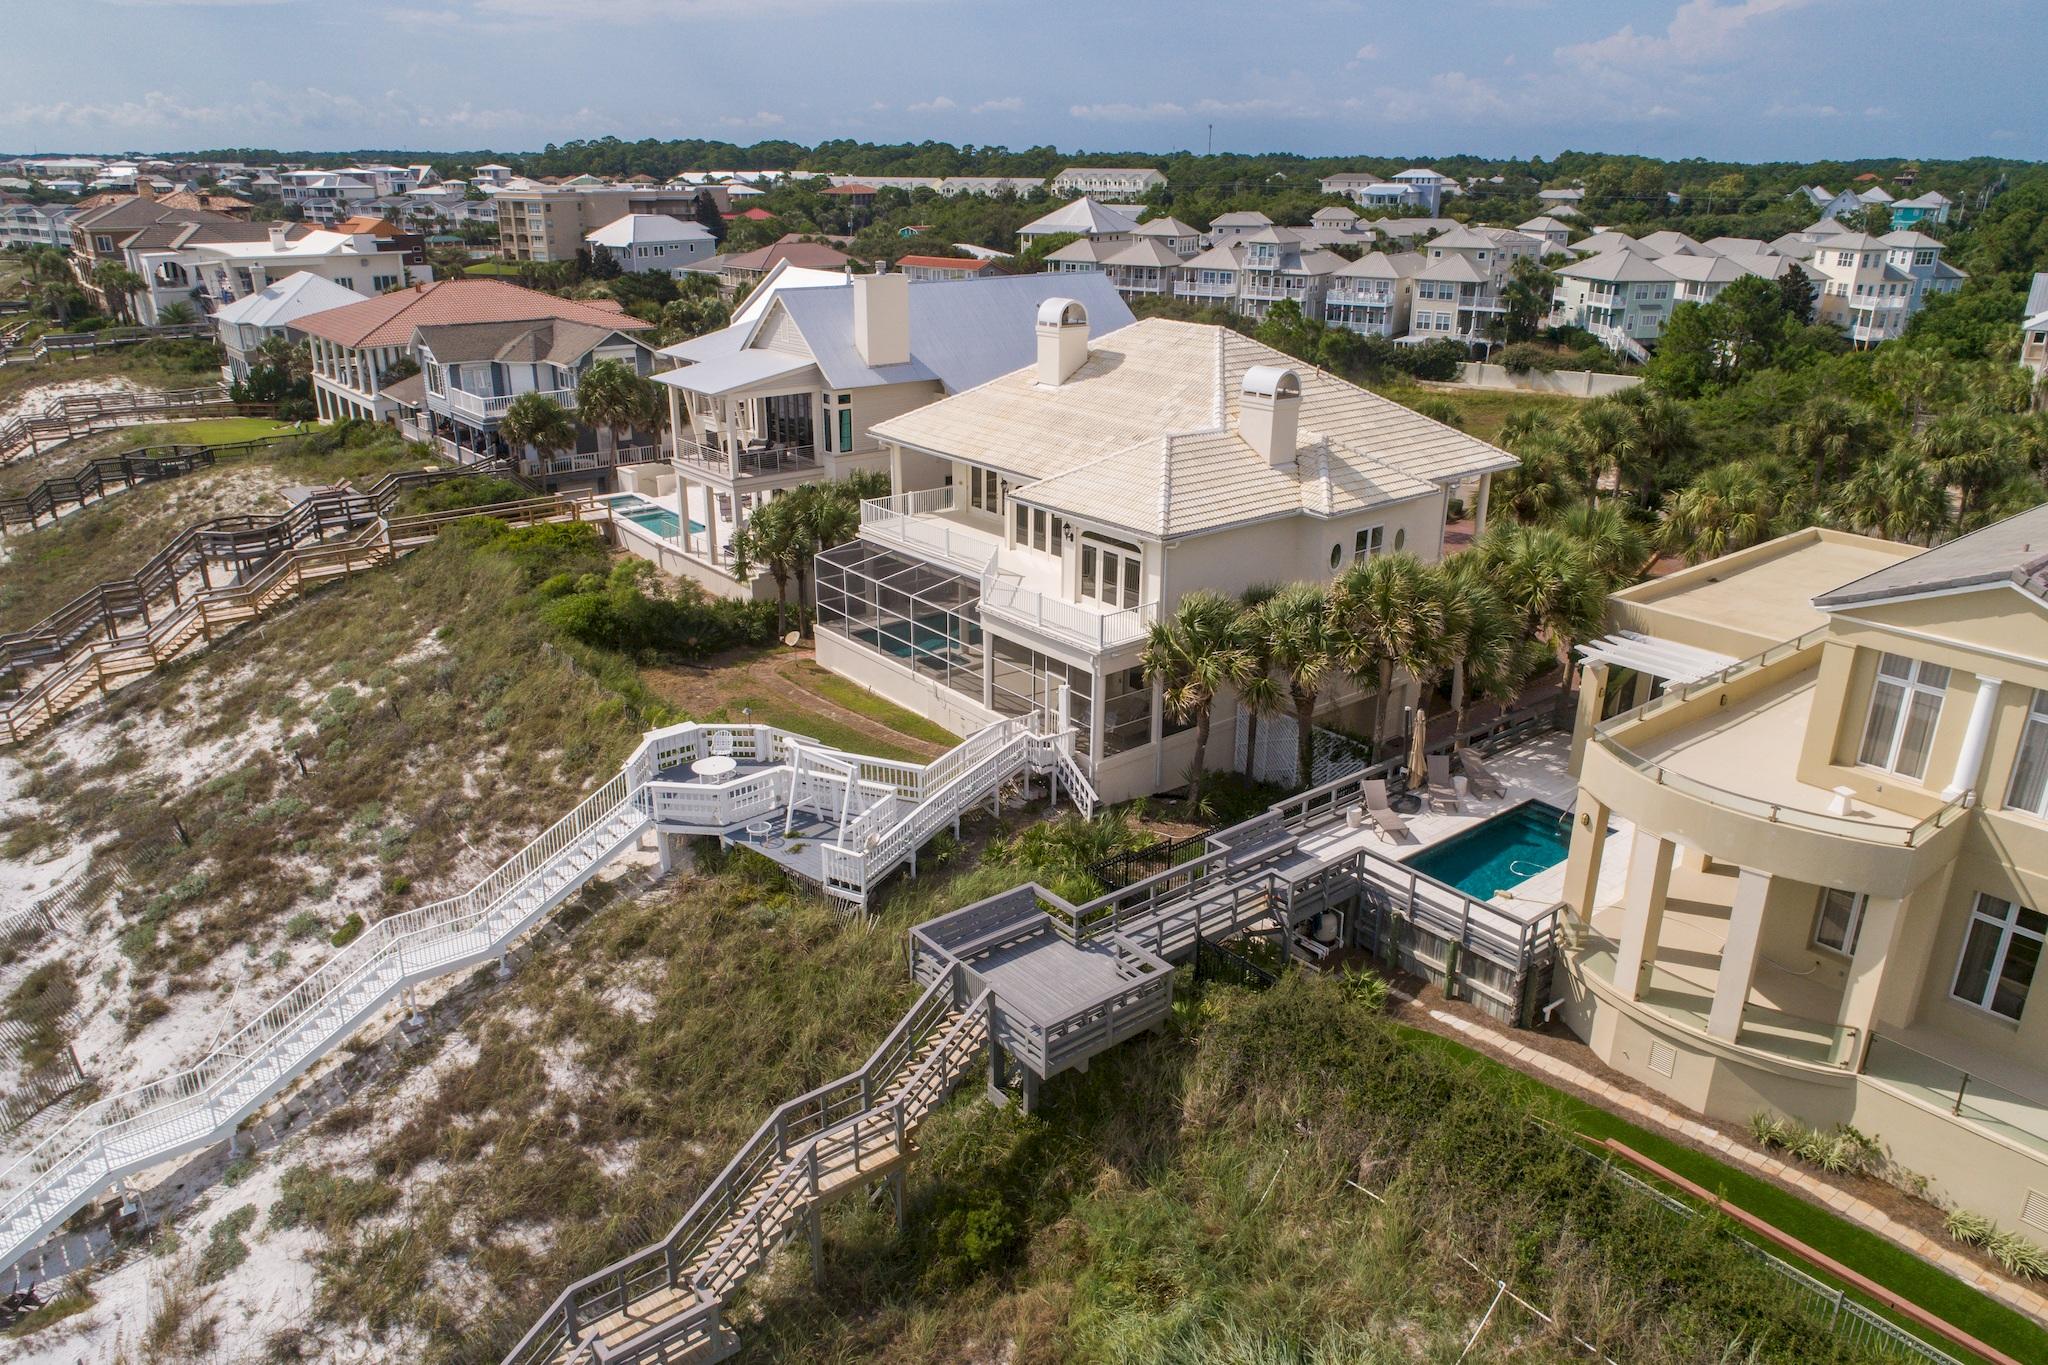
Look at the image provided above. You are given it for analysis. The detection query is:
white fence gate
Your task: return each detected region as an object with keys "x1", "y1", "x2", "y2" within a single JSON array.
[{"x1": 1233, "y1": 708, "x2": 1377, "y2": 788}]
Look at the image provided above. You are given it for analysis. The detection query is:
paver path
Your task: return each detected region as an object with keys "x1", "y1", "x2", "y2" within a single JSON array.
[{"x1": 1416, "y1": 1003, "x2": 2048, "y2": 1327}]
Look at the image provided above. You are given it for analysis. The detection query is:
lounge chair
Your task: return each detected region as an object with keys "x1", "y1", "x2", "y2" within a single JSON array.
[
  {"x1": 1456, "y1": 746, "x2": 1507, "y2": 800},
  {"x1": 1425, "y1": 754, "x2": 1464, "y2": 813},
  {"x1": 1360, "y1": 779, "x2": 1414, "y2": 842}
]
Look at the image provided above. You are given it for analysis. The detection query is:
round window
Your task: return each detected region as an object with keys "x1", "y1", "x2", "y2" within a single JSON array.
[
  {"x1": 1394, "y1": 528, "x2": 1407, "y2": 551},
  {"x1": 1329, "y1": 543, "x2": 1342, "y2": 570}
]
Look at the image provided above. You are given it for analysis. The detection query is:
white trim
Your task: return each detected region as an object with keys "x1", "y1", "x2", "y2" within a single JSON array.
[
  {"x1": 1820, "y1": 579, "x2": 2040, "y2": 614},
  {"x1": 1948, "y1": 892, "x2": 2044, "y2": 1022}
]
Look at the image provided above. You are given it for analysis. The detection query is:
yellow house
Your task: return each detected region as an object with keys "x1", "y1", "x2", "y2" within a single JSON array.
[{"x1": 1558, "y1": 513, "x2": 2048, "y2": 1230}]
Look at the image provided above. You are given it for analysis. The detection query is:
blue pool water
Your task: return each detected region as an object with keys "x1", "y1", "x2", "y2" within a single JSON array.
[
  {"x1": 1406, "y1": 801, "x2": 1575, "y2": 901},
  {"x1": 605, "y1": 495, "x2": 702, "y2": 541}
]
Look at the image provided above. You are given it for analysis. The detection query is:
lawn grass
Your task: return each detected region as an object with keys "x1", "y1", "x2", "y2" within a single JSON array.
[
  {"x1": 781, "y1": 659, "x2": 960, "y2": 747},
  {"x1": 1400, "y1": 1026, "x2": 2048, "y2": 1365},
  {"x1": 457, "y1": 260, "x2": 524, "y2": 277},
  {"x1": 109, "y1": 416, "x2": 301, "y2": 449},
  {"x1": 702, "y1": 690, "x2": 928, "y2": 762},
  {"x1": 1371, "y1": 380, "x2": 1582, "y2": 442}
]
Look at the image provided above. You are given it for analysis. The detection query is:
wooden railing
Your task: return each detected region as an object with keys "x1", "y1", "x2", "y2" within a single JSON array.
[
  {"x1": 0, "y1": 386, "x2": 255, "y2": 463},
  {"x1": 0, "y1": 434, "x2": 303, "y2": 529},
  {"x1": 504, "y1": 963, "x2": 989, "y2": 1365}
]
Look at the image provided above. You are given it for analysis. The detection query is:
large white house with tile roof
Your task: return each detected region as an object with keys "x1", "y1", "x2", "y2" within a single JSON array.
[
  {"x1": 1015, "y1": 195, "x2": 1138, "y2": 246},
  {"x1": 815, "y1": 303, "x2": 1517, "y2": 802}
]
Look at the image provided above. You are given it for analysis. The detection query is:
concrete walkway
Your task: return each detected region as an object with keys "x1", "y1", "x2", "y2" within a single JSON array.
[{"x1": 1418, "y1": 1004, "x2": 2048, "y2": 1328}]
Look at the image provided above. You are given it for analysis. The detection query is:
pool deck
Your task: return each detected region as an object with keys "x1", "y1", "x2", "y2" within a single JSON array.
[{"x1": 1286, "y1": 731, "x2": 1603, "y2": 925}]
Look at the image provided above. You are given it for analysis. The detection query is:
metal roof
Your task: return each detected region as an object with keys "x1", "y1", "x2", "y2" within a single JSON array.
[
  {"x1": 654, "y1": 348, "x2": 817, "y2": 397},
  {"x1": 1814, "y1": 505, "x2": 2048, "y2": 611},
  {"x1": 210, "y1": 272, "x2": 368, "y2": 329}
]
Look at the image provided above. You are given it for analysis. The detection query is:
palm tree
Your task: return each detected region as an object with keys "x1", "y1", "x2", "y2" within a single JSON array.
[
  {"x1": 1255, "y1": 583, "x2": 1334, "y2": 785},
  {"x1": 1776, "y1": 395, "x2": 1884, "y2": 487},
  {"x1": 1613, "y1": 391, "x2": 1700, "y2": 507},
  {"x1": 1912, "y1": 412, "x2": 2029, "y2": 529},
  {"x1": 1440, "y1": 557, "x2": 1520, "y2": 734},
  {"x1": 728, "y1": 495, "x2": 807, "y2": 637},
  {"x1": 1564, "y1": 400, "x2": 1638, "y2": 496},
  {"x1": 498, "y1": 392, "x2": 576, "y2": 473},
  {"x1": 1829, "y1": 447, "x2": 1950, "y2": 545},
  {"x1": 1141, "y1": 591, "x2": 1251, "y2": 810},
  {"x1": 574, "y1": 358, "x2": 646, "y2": 463},
  {"x1": 1477, "y1": 524, "x2": 1606, "y2": 689},
  {"x1": 157, "y1": 301, "x2": 196, "y2": 326},
  {"x1": 1552, "y1": 497, "x2": 1651, "y2": 586},
  {"x1": 1230, "y1": 588, "x2": 1283, "y2": 779},
  {"x1": 1493, "y1": 439, "x2": 1584, "y2": 524},
  {"x1": 1331, "y1": 552, "x2": 1444, "y2": 755},
  {"x1": 90, "y1": 261, "x2": 145, "y2": 323},
  {"x1": 1657, "y1": 461, "x2": 1783, "y2": 565},
  {"x1": 785, "y1": 481, "x2": 862, "y2": 631}
]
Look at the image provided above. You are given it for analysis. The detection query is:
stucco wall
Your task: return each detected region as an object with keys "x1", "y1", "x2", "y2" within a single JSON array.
[{"x1": 1455, "y1": 363, "x2": 1642, "y2": 397}]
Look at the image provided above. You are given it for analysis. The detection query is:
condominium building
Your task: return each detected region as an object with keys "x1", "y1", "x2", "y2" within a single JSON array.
[
  {"x1": 1549, "y1": 251, "x2": 1676, "y2": 353},
  {"x1": 1561, "y1": 511, "x2": 2048, "y2": 1227},
  {"x1": 1049, "y1": 167, "x2": 1167, "y2": 198},
  {"x1": 0, "y1": 200, "x2": 76, "y2": 249},
  {"x1": 495, "y1": 181, "x2": 713, "y2": 263},
  {"x1": 136, "y1": 222, "x2": 429, "y2": 325},
  {"x1": 816, "y1": 306, "x2": 1515, "y2": 803},
  {"x1": 650, "y1": 271, "x2": 1133, "y2": 599},
  {"x1": 294, "y1": 278, "x2": 650, "y2": 425},
  {"x1": 1805, "y1": 231, "x2": 1919, "y2": 347},
  {"x1": 1405, "y1": 225, "x2": 1542, "y2": 343}
]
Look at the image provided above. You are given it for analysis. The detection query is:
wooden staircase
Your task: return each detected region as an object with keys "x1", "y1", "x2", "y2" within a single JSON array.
[{"x1": 506, "y1": 967, "x2": 992, "y2": 1365}]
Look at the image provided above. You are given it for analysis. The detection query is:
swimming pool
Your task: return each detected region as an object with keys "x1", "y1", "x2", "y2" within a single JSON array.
[
  {"x1": 1405, "y1": 800, "x2": 1575, "y2": 901},
  {"x1": 605, "y1": 494, "x2": 702, "y2": 542}
]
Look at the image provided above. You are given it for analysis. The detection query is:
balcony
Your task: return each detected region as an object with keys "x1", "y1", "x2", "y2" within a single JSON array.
[
  {"x1": 859, "y1": 489, "x2": 1155, "y2": 653},
  {"x1": 441, "y1": 386, "x2": 578, "y2": 421},
  {"x1": 673, "y1": 436, "x2": 820, "y2": 479},
  {"x1": 1583, "y1": 637, "x2": 1968, "y2": 895}
]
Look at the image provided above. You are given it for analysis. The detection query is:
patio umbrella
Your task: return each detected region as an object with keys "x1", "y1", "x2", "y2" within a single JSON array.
[{"x1": 1408, "y1": 706, "x2": 1430, "y2": 788}]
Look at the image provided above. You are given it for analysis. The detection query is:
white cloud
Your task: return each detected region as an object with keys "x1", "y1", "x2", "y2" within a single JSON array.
[
  {"x1": 1347, "y1": 43, "x2": 1378, "y2": 65},
  {"x1": 1557, "y1": 0, "x2": 1820, "y2": 70},
  {"x1": 971, "y1": 96, "x2": 1024, "y2": 114},
  {"x1": 907, "y1": 95, "x2": 957, "y2": 113},
  {"x1": 1766, "y1": 100, "x2": 1842, "y2": 118},
  {"x1": 1070, "y1": 100, "x2": 1186, "y2": 121},
  {"x1": 717, "y1": 110, "x2": 786, "y2": 128}
]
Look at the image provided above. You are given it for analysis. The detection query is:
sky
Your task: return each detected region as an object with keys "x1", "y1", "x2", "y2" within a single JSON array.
[{"x1": 2, "y1": 0, "x2": 2043, "y2": 163}]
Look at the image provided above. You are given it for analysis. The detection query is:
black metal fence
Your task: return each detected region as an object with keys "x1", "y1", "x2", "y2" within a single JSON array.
[
  {"x1": 1086, "y1": 831, "x2": 1210, "y2": 892},
  {"x1": 1193, "y1": 933, "x2": 1279, "y2": 990}
]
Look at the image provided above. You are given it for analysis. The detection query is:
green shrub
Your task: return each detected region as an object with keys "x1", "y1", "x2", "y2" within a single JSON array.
[
  {"x1": 1497, "y1": 341, "x2": 1563, "y2": 375},
  {"x1": 1947, "y1": 1207, "x2": 1997, "y2": 1245},
  {"x1": 330, "y1": 914, "x2": 365, "y2": 947},
  {"x1": 1986, "y1": 1228, "x2": 2048, "y2": 1279},
  {"x1": 197, "y1": 1204, "x2": 258, "y2": 1284}
]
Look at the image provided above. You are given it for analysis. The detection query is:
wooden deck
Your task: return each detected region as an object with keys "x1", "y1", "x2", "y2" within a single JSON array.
[{"x1": 961, "y1": 921, "x2": 1135, "y2": 1022}]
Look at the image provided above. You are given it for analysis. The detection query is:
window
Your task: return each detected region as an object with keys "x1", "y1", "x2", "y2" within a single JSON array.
[
  {"x1": 1856, "y1": 653, "x2": 1949, "y2": 780},
  {"x1": 335, "y1": 276, "x2": 355, "y2": 291},
  {"x1": 837, "y1": 406, "x2": 852, "y2": 451},
  {"x1": 372, "y1": 274, "x2": 398, "y2": 291},
  {"x1": 967, "y1": 463, "x2": 1008, "y2": 514},
  {"x1": 1354, "y1": 525, "x2": 1384, "y2": 561},
  {"x1": 1079, "y1": 534, "x2": 1141, "y2": 610},
  {"x1": 2007, "y1": 690, "x2": 2048, "y2": 818},
  {"x1": 1813, "y1": 888, "x2": 1866, "y2": 955},
  {"x1": 1952, "y1": 894, "x2": 2046, "y2": 1020}
]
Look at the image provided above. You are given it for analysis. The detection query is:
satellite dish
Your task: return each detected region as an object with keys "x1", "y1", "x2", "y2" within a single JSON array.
[{"x1": 783, "y1": 631, "x2": 801, "y2": 647}]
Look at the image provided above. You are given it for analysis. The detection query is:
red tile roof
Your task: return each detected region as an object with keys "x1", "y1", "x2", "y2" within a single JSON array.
[
  {"x1": 820, "y1": 184, "x2": 876, "y2": 195},
  {"x1": 294, "y1": 278, "x2": 647, "y2": 349},
  {"x1": 722, "y1": 207, "x2": 776, "y2": 221}
]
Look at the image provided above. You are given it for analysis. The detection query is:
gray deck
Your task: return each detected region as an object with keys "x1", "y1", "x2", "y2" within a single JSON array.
[{"x1": 962, "y1": 923, "x2": 1135, "y2": 1023}]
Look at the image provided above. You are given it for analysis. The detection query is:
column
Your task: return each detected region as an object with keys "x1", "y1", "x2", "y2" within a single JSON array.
[
  {"x1": 1835, "y1": 892, "x2": 1906, "y2": 1053},
  {"x1": 1568, "y1": 660, "x2": 1608, "y2": 777},
  {"x1": 1613, "y1": 830, "x2": 1674, "y2": 1000},
  {"x1": 1708, "y1": 868, "x2": 1772, "y2": 1041},
  {"x1": 1472, "y1": 470, "x2": 1492, "y2": 536},
  {"x1": 1943, "y1": 674, "x2": 2004, "y2": 799},
  {"x1": 1558, "y1": 795, "x2": 1610, "y2": 924}
]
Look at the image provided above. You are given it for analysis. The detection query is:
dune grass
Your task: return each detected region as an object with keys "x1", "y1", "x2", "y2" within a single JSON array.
[{"x1": 1371, "y1": 380, "x2": 1581, "y2": 443}]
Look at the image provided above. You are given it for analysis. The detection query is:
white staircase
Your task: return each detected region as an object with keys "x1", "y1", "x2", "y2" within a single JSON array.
[
  {"x1": 0, "y1": 717, "x2": 1096, "y2": 1278},
  {"x1": 0, "y1": 765, "x2": 656, "y2": 1279}
]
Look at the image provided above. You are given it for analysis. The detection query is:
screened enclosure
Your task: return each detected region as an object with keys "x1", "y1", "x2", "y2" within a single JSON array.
[{"x1": 816, "y1": 541, "x2": 986, "y2": 701}]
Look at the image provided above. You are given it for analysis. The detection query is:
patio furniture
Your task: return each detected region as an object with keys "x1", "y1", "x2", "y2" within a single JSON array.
[
  {"x1": 691, "y1": 755, "x2": 737, "y2": 780},
  {"x1": 1425, "y1": 754, "x2": 1464, "y2": 813},
  {"x1": 1829, "y1": 785, "x2": 1857, "y2": 817},
  {"x1": 744, "y1": 818, "x2": 777, "y2": 846},
  {"x1": 1361, "y1": 780, "x2": 1414, "y2": 843},
  {"x1": 1456, "y1": 747, "x2": 1508, "y2": 800},
  {"x1": 710, "y1": 731, "x2": 735, "y2": 757}
]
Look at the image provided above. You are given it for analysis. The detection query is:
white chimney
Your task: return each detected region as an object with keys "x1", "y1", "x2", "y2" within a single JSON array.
[
  {"x1": 267, "y1": 223, "x2": 290, "y2": 250},
  {"x1": 1035, "y1": 297, "x2": 1090, "y2": 386},
  {"x1": 851, "y1": 264, "x2": 909, "y2": 367},
  {"x1": 1239, "y1": 365, "x2": 1302, "y2": 467}
]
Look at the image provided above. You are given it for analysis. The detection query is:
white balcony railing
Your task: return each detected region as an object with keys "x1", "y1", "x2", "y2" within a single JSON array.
[
  {"x1": 443, "y1": 386, "x2": 579, "y2": 421},
  {"x1": 860, "y1": 489, "x2": 1156, "y2": 652}
]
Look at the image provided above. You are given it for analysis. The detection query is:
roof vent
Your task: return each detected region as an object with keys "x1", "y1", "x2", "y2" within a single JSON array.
[
  {"x1": 1239, "y1": 365, "x2": 1302, "y2": 467},
  {"x1": 1035, "y1": 297, "x2": 1089, "y2": 386}
]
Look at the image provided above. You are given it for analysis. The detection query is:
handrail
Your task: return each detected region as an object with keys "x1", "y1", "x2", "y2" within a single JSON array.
[
  {"x1": 1589, "y1": 626, "x2": 1970, "y2": 847},
  {"x1": 0, "y1": 434, "x2": 310, "y2": 529},
  {"x1": 512, "y1": 965, "x2": 991, "y2": 1358}
]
